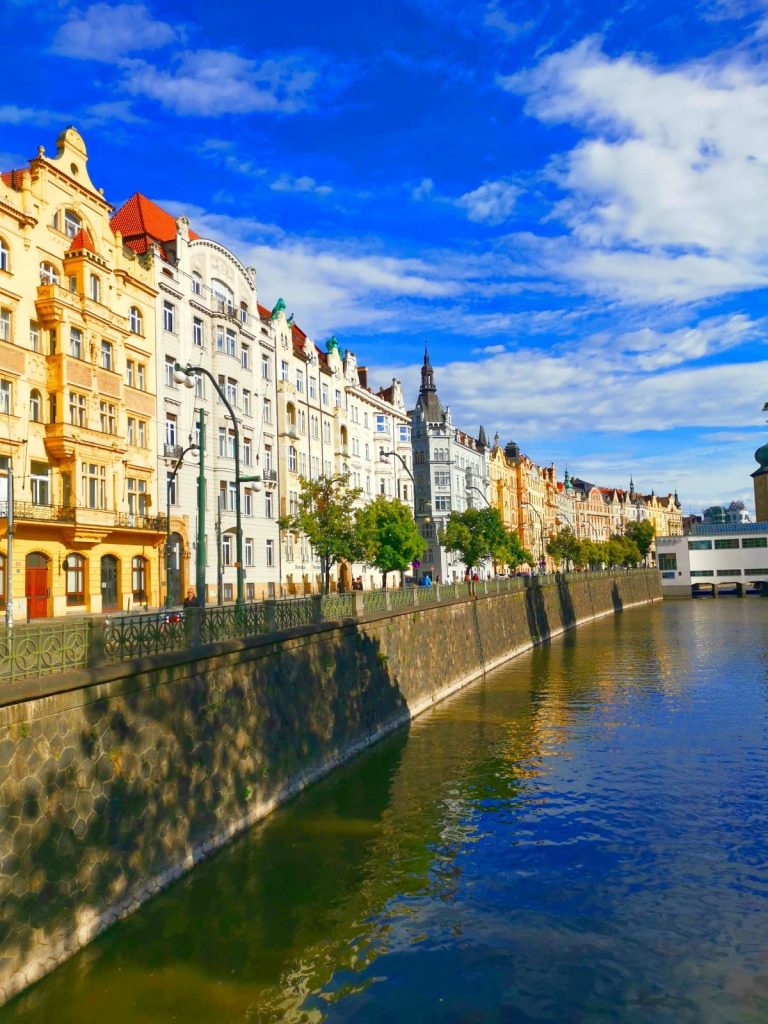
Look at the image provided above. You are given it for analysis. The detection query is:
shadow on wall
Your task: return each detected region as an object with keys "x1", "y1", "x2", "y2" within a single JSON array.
[
  {"x1": 0, "y1": 629, "x2": 410, "y2": 989},
  {"x1": 524, "y1": 586, "x2": 551, "y2": 644},
  {"x1": 611, "y1": 580, "x2": 624, "y2": 612},
  {"x1": 556, "y1": 579, "x2": 576, "y2": 629}
]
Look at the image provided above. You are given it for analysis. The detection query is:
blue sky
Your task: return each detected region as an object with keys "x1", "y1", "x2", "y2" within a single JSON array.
[{"x1": 4, "y1": 0, "x2": 768, "y2": 513}]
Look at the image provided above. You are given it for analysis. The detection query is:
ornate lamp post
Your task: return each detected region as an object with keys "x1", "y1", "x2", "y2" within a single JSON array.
[
  {"x1": 165, "y1": 442, "x2": 198, "y2": 607},
  {"x1": 175, "y1": 363, "x2": 246, "y2": 607},
  {"x1": 379, "y1": 448, "x2": 415, "y2": 494}
]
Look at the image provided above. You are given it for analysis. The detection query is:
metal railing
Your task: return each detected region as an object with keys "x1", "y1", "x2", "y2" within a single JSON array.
[
  {"x1": 0, "y1": 569, "x2": 655, "y2": 684},
  {"x1": 0, "y1": 501, "x2": 75, "y2": 523}
]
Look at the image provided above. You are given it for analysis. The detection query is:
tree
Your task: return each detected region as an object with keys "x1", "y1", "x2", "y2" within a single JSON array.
[
  {"x1": 278, "y1": 474, "x2": 364, "y2": 594},
  {"x1": 355, "y1": 497, "x2": 426, "y2": 588},
  {"x1": 439, "y1": 506, "x2": 510, "y2": 583},
  {"x1": 608, "y1": 534, "x2": 642, "y2": 567},
  {"x1": 499, "y1": 530, "x2": 533, "y2": 572},
  {"x1": 546, "y1": 527, "x2": 581, "y2": 571},
  {"x1": 624, "y1": 520, "x2": 655, "y2": 560}
]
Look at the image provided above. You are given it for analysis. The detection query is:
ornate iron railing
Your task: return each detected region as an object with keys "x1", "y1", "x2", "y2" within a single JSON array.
[
  {"x1": 273, "y1": 597, "x2": 315, "y2": 630},
  {"x1": 362, "y1": 590, "x2": 388, "y2": 614},
  {"x1": 104, "y1": 610, "x2": 186, "y2": 661},
  {"x1": 0, "y1": 620, "x2": 89, "y2": 683},
  {"x1": 388, "y1": 589, "x2": 415, "y2": 609},
  {"x1": 320, "y1": 593, "x2": 354, "y2": 620},
  {"x1": 112, "y1": 512, "x2": 168, "y2": 531},
  {"x1": 201, "y1": 602, "x2": 267, "y2": 644},
  {"x1": 0, "y1": 501, "x2": 75, "y2": 523}
]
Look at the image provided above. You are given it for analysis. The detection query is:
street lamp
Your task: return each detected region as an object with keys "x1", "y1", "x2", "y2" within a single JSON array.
[
  {"x1": 175, "y1": 362, "x2": 246, "y2": 607},
  {"x1": 379, "y1": 448, "x2": 414, "y2": 499},
  {"x1": 165, "y1": 441, "x2": 199, "y2": 607},
  {"x1": 522, "y1": 501, "x2": 546, "y2": 565}
]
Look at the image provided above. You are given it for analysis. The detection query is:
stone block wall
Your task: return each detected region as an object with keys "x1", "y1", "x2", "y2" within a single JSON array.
[{"x1": 0, "y1": 571, "x2": 660, "y2": 1005}]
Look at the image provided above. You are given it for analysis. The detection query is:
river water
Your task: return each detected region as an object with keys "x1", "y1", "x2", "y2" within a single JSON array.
[{"x1": 4, "y1": 599, "x2": 768, "y2": 1023}]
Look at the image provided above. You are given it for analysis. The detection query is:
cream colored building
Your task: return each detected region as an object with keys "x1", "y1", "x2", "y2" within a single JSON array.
[{"x1": 0, "y1": 128, "x2": 164, "y2": 619}]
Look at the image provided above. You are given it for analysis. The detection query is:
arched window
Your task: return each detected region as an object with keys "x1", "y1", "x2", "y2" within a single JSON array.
[
  {"x1": 286, "y1": 402, "x2": 297, "y2": 431},
  {"x1": 129, "y1": 306, "x2": 142, "y2": 334},
  {"x1": 29, "y1": 390, "x2": 42, "y2": 422},
  {"x1": 212, "y1": 279, "x2": 234, "y2": 313},
  {"x1": 64, "y1": 553, "x2": 85, "y2": 606},
  {"x1": 132, "y1": 556, "x2": 147, "y2": 602},
  {"x1": 40, "y1": 262, "x2": 59, "y2": 285},
  {"x1": 0, "y1": 238, "x2": 9, "y2": 272},
  {"x1": 191, "y1": 272, "x2": 202, "y2": 295},
  {"x1": 56, "y1": 208, "x2": 81, "y2": 238}
]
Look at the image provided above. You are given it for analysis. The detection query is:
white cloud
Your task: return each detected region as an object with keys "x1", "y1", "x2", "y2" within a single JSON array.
[
  {"x1": 500, "y1": 37, "x2": 768, "y2": 302},
  {"x1": 457, "y1": 179, "x2": 520, "y2": 224},
  {"x1": 483, "y1": 1, "x2": 535, "y2": 40},
  {"x1": 124, "y1": 50, "x2": 323, "y2": 116},
  {"x1": 0, "y1": 104, "x2": 62, "y2": 125},
  {"x1": 412, "y1": 177, "x2": 435, "y2": 201},
  {"x1": 52, "y1": 3, "x2": 176, "y2": 61},
  {"x1": 270, "y1": 174, "x2": 332, "y2": 196}
]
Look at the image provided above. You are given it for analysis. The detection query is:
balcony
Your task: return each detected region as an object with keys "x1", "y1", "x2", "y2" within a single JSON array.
[
  {"x1": 164, "y1": 443, "x2": 184, "y2": 460},
  {"x1": 0, "y1": 501, "x2": 75, "y2": 524},
  {"x1": 113, "y1": 511, "x2": 168, "y2": 532}
]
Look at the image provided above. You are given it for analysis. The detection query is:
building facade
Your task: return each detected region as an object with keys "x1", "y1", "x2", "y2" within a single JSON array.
[
  {"x1": 1, "y1": 128, "x2": 164, "y2": 619},
  {"x1": 658, "y1": 523, "x2": 768, "y2": 597}
]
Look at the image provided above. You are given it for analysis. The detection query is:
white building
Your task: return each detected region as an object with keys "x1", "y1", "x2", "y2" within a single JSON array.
[
  {"x1": 657, "y1": 523, "x2": 768, "y2": 597},
  {"x1": 111, "y1": 195, "x2": 280, "y2": 603}
]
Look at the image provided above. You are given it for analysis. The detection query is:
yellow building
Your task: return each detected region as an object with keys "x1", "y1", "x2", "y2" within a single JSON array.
[{"x1": 0, "y1": 128, "x2": 163, "y2": 619}]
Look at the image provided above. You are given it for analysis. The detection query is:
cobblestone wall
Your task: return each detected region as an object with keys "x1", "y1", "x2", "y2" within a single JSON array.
[{"x1": 0, "y1": 571, "x2": 660, "y2": 1005}]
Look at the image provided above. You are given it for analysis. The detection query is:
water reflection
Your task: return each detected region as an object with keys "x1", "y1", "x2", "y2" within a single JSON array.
[{"x1": 4, "y1": 600, "x2": 768, "y2": 1023}]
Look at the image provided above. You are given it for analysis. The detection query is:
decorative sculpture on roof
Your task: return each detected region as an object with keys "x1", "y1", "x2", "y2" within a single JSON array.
[
  {"x1": 270, "y1": 298, "x2": 286, "y2": 320},
  {"x1": 326, "y1": 335, "x2": 340, "y2": 354},
  {"x1": 286, "y1": 313, "x2": 294, "y2": 325}
]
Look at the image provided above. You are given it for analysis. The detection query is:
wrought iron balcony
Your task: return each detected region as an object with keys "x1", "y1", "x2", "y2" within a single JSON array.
[
  {"x1": 164, "y1": 443, "x2": 184, "y2": 460},
  {"x1": 262, "y1": 468, "x2": 278, "y2": 482},
  {"x1": 0, "y1": 500, "x2": 76, "y2": 523},
  {"x1": 113, "y1": 511, "x2": 168, "y2": 531}
]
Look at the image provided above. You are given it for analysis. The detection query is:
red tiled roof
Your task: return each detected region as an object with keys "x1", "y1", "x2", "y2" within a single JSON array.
[
  {"x1": 110, "y1": 192, "x2": 200, "y2": 254},
  {"x1": 0, "y1": 169, "x2": 24, "y2": 191},
  {"x1": 66, "y1": 228, "x2": 95, "y2": 253}
]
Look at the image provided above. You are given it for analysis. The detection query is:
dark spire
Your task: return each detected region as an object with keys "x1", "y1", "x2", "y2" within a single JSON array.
[
  {"x1": 629, "y1": 476, "x2": 635, "y2": 496},
  {"x1": 478, "y1": 425, "x2": 488, "y2": 447},
  {"x1": 421, "y1": 341, "x2": 436, "y2": 394}
]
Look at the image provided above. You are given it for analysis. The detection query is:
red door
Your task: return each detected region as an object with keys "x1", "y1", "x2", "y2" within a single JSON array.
[{"x1": 25, "y1": 555, "x2": 49, "y2": 619}]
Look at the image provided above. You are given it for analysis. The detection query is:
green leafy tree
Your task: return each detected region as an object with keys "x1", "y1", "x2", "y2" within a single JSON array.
[
  {"x1": 278, "y1": 474, "x2": 364, "y2": 594},
  {"x1": 546, "y1": 527, "x2": 582, "y2": 571},
  {"x1": 581, "y1": 539, "x2": 604, "y2": 570},
  {"x1": 624, "y1": 520, "x2": 655, "y2": 560},
  {"x1": 439, "y1": 506, "x2": 510, "y2": 583},
  {"x1": 355, "y1": 497, "x2": 426, "y2": 588},
  {"x1": 607, "y1": 534, "x2": 642, "y2": 567},
  {"x1": 500, "y1": 530, "x2": 533, "y2": 572}
]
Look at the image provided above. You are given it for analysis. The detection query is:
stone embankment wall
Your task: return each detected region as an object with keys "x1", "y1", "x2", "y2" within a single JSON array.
[{"x1": 0, "y1": 571, "x2": 660, "y2": 1005}]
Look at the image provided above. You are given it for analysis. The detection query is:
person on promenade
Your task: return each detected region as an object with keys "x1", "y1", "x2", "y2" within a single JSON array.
[{"x1": 183, "y1": 589, "x2": 199, "y2": 608}]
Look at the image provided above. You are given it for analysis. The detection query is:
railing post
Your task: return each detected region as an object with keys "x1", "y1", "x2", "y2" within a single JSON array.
[
  {"x1": 184, "y1": 606, "x2": 203, "y2": 649},
  {"x1": 352, "y1": 592, "x2": 365, "y2": 619},
  {"x1": 88, "y1": 617, "x2": 107, "y2": 669},
  {"x1": 312, "y1": 594, "x2": 323, "y2": 624},
  {"x1": 384, "y1": 591, "x2": 391, "y2": 611},
  {"x1": 264, "y1": 599, "x2": 277, "y2": 633}
]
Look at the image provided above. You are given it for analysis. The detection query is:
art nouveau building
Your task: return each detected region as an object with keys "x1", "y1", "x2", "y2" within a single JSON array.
[
  {"x1": 110, "y1": 194, "x2": 280, "y2": 602},
  {"x1": 411, "y1": 347, "x2": 489, "y2": 581},
  {"x1": 0, "y1": 128, "x2": 163, "y2": 619}
]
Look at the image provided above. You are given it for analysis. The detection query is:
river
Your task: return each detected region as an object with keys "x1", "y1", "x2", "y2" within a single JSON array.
[{"x1": 3, "y1": 598, "x2": 768, "y2": 1023}]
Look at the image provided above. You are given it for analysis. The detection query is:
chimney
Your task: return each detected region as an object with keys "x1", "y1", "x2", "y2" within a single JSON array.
[{"x1": 358, "y1": 366, "x2": 368, "y2": 389}]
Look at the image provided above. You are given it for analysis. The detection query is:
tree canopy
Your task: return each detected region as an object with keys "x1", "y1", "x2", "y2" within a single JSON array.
[
  {"x1": 278, "y1": 474, "x2": 364, "y2": 593},
  {"x1": 356, "y1": 497, "x2": 425, "y2": 587},
  {"x1": 624, "y1": 520, "x2": 655, "y2": 559}
]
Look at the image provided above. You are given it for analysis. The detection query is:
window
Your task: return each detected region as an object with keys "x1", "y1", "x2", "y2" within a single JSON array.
[
  {"x1": 63, "y1": 209, "x2": 81, "y2": 238},
  {"x1": 335, "y1": 389, "x2": 341, "y2": 408},
  {"x1": 0, "y1": 380, "x2": 11, "y2": 414},
  {"x1": 263, "y1": 398, "x2": 272, "y2": 423},
  {"x1": 296, "y1": 369, "x2": 304, "y2": 393},
  {"x1": 218, "y1": 427, "x2": 227, "y2": 457},
  {"x1": 138, "y1": 420, "x2": 146, "y2": 448},
  {"x1": 127, "y1": 478, "x2": 147, "y2": 517},
  {"x1": 82, "y1": 462, "x2": 106, "y2": 509},
  {"x1": 126, "y1": 359, "x2": 135, "y2": 387},
  {"x1": 435, "y1": 496, "x2": 451, "y2": 511},
  {"x1": 376, "y1": 414, "x2": 387, "y2": 432},
  {"x1": 243, "y1": 489, "x2": 253, "y2": 516},
  {"x1": 240, "y1": 302, "x2": 248, "y2": 324},
  {"x1": 89, "y1": 274, "x2": 100, "y2": 302},
  {"x1": 194, "y1": 371, "x2": 204, "y2": 398},
  {"x1": 288, "y1": 446, "x2": 297, "y2": 472},
  {"x1": 192, "y1": 272, "x2": 202, "y2": 295},
  {"x1": 658, "y1": 554, "x2": 677, "y2": 572},
  {"x1": 67, "y1": 276, "x2": 77, "y2": 296},
  {"x1": 127, "y1": 417, "x2": 135, "y2": 445},
  {"x1": 224, "y1": 583, "x2": 233, "y2": 602},
  {"x1": 714, "y1": 538, "x2": 740, "y2": 549},
  {"x1": 226, "y1": 378, "x2": 237, "y2": 405},
  {"x1": 132, "y1": 556, "x2": 147, "y2": 602},
  {"x1": 311, "y1": 415, "x2": 319, "y2": 439},
  {"x1": 100, "y1": 340, "x2": 113, "y2": 370},
  {"x1": 242, "y1": 389, "x2": 251, "y2": 416},
  {"x1": 298, "y1": 409, "x2": 306, "y2": 434},
  {"x1": 228, "y1": 483, "x2": 237, "y2": 511},
  {"x1": 280, "y1": 360, "x2": 289, "y2": 382},
  {"x1": 30, "y1": 390, "x2": 42, "y2": 422},
  {"x1": 0, "y1": 309, "x2": 10, "y2": 343},
  {"x1": 399, "y1": 425, "x2": 410, "y2": 443},
  {"x1": 216, "y1": 326, "x2": 236, "y2": 356},
  {"x1": 222, "y1": 535, "x2": 233, "y2": 566},
  {"x1": 166, "y1": 415, "x2": 177, "y2": 446},
  {"x1": 29, "y1": 321, "x2": 40, "y2": 352},
  {"x1": 212, "y1": 279, "x2": 234, "y2": 313},
  {"x1": 323, "y1": 419, "x2": 331, "y2": 443},
  {"x1": 163, "y1": 301, "x2": 175, "y2": 333},
  {"x1": 745, "y1": 567, "x2": 768, "y2": 575},
  {"x1": 99, "y1": 401, "x2": 116, "y2": 434},
  {"x1": 68, "y1": 327, "x2": 82, "y2": 358},
  {"x1": 193, "y1": 317, "x2": 203, "y2": 347},
  {"x1": 265, "y1": 491, "x2": 273, "y2": 518},
  {"x1": 299, "y1": 451, "x2": 308, "y2": 476},
  {"x1": 264, "y1": 446, "x2": 273, "y2": 473},
  {"x1": 435, "y1": 471, "x2": 450, "y2": 487},
  {"x1": 0, "y1": 238, "x2": 8, "y2": 271},
  {"x1": 690, "y1": 570, "x2": 715, "y2": 577},
  {"x1": 266, "y1": 539, "x2": 275, "y2": 567},
  {"x1": 742, "y1": 537, "x2": 767, "y2": 548},
  {"x1": 241, "y1": 343, "x2": 250, "y2": 370},
  {"x1": 243, "y1": 438, "x2": 252, "y2": 465},
  {"x1": 129, "y1": 307, "x2": 142, "y2": 334},
  {"x1": 262, "y1": 354, "x2": 270, "y2": 379},
  {"x1": 717, "y1": 568, "x2": 742, "y2": 576},
  {"x1": 309, "y1": 377, "x2": 317, "y2": 399},
  {"x1": 30, "y1": 461, "x2": 50, "y2": 505},
  {"x1": 69, "y1": 390, "x2": 86, "y2": 426},
  {"x1": 688, "y1": 540, "x2": 713, "y2": 550},
  {"x1": 40, "y1": 262, "x2": 58, "y2": 285},
  {"x1": 321, "y1": 383, "x2": 329, "y2": 406},
  {"x1": 245, "y1": 538, "x2": 254, "y2": 566},
  {"x1": 165, "y1": 356, "x2": 176, "y2": 388},
  {"x1": 64, "y1": 554, "x2": 85, "y2": 606}
]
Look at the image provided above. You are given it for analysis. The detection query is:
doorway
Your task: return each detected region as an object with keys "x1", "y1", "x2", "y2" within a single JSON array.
[
  {"x1": 25, "y1": 552, "x2": 49, "y2": 619},
  {"x1": 100, "y1": 555, "x2": 119, "y2": 611}
]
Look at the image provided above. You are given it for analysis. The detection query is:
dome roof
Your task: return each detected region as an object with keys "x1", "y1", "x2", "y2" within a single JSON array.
[{"x1": 755, "y1": 443, "x2": 768, "y2": 470}]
